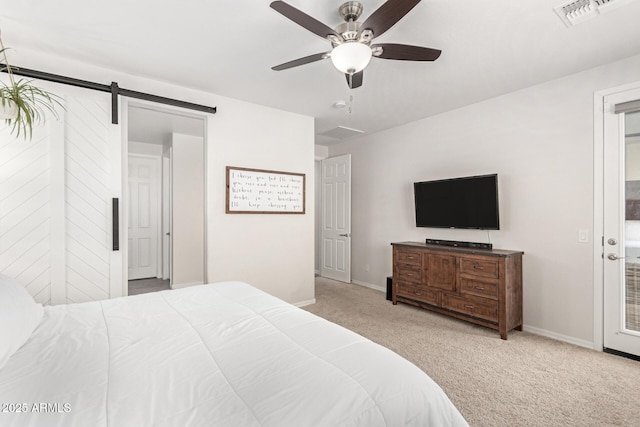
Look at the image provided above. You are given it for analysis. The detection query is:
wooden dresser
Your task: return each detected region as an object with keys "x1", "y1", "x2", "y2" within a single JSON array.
[{"x1": 391, "y1": 242, "x2": 523, "y2": 339}]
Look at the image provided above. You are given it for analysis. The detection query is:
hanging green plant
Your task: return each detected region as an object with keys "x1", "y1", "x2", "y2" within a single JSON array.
[{"x1": 0, "y1": 33, "x2": 62, "y2": 140}]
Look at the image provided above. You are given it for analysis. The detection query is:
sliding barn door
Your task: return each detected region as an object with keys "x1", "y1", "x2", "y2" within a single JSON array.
[
  {"x1": 0, "y1": 79, "x2": 123, "y2": 304},
  {"x1": 63, "y1": 95, "x2": 122, "y2": 303},
  {"x1": 0, "y1": 119, "x2": 54, "y2": 304}
]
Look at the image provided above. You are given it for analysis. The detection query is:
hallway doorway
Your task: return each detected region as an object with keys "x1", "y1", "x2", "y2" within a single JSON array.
[{"x1": 125, "y1": 103, "x2": 206, "y2": 295}]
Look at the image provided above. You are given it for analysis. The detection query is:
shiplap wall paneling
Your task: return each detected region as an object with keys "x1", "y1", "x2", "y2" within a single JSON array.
[{"x1": 0, "y1": 123, "x2": 53, "y2": 305}]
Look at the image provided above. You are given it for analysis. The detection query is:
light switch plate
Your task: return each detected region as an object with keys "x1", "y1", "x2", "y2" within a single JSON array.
[{"x1": 578, "y1": 229, "x2": 589, "y2": 243}]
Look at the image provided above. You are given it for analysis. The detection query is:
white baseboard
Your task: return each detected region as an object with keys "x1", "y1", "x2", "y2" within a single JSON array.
[
  {"x1": 523, "y1": 325, "x2": 595, "y2": 350},
  {"x1": 351, "y1": 279, "x2": 385, "y2": 293},
  {"x1": 294, "y1": 298, "x2": 316, "y2": 308}
]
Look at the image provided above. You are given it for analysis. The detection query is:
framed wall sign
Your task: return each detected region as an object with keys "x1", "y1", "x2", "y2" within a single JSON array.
[{"x1": 226, "y1": 166, "x2": 306, "y2": 214}]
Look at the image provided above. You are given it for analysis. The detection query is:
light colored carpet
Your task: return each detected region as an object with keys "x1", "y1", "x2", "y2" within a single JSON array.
[{"x1": 304, "y1": 277, "x2": 640, "y2": 427}]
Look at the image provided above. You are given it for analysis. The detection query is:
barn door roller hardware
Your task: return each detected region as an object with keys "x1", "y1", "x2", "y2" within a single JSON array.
[{"x1": 1, "y1": 63, "x2": 217, "y2": 124}]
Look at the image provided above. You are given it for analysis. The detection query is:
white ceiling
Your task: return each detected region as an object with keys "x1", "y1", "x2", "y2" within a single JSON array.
[
  {"x1": 2, "y1": 0, "x2": 640, "y2": 145},
  {"x1": 128, "y1": 106, "x2": 204, "y2": 144}
]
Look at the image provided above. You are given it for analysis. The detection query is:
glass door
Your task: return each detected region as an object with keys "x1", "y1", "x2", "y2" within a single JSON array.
[{"x1": 603, "y1": 89, "x2": 640, "y2": 357}]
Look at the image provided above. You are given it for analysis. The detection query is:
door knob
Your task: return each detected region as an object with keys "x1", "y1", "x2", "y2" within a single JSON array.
[
  {"x1": 607, "y1": 238, "x2": 617, "y2": 245},
  {"x1": 607, "y1": 253, "x2": 626, "y2": 261},
  {"x1": 339, "y1": 233, "x2": 351, "y2": 237}
]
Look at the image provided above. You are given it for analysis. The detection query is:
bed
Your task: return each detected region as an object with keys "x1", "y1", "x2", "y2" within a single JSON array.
[{"x1": 0, "y1": 274, "x2": 468, "y2": 426}]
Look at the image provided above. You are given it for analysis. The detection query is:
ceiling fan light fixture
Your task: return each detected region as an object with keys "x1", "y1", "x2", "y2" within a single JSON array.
[{"x1": 330, "y1": 42, "x2": 372, "y2": 74}]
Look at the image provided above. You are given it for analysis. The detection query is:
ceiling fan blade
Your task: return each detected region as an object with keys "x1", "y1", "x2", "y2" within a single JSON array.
[
  {"x1": 346, "y1": 71, "x2": 363, "y2": 89},
  {"x1": 372, "y1": 43, "x2": 441, "y2": 61},
  {"x1": 359, "y1": 0, "x2": 422, "y2": 39},
  {"x1": 272, "y1": 52, "x2": 329, "y2": 71},
  {"x1": 270, "y1": 1, "x2": 342, "y2": 41}
]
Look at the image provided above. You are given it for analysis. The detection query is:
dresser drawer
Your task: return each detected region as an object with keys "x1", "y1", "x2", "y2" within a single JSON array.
[
  {"x1": 460, "y1": 277, "x2": 498, "y2": 300},
  {"x1": 395, "y1": 266, "x2": 422, "y2": 285},
  {"x1": 397, "y1": 283, "x2": 439, "y2": 305},
  {"x1": 459, "y1": 257, "x2": 499, "y2": 279},
  {"x1": 444, "y1": 294, "x2": 498, "y2": 322},
  {"x1": 395, "y1": 249, "x2": 422, "y2": 267}
]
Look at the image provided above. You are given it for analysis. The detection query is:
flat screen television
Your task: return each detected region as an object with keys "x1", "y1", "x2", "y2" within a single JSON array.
[{"x1": 414, "y1": 174, "x2": 500, "y2": 230}]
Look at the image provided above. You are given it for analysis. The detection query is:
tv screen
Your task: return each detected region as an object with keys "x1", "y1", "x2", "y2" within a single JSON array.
[{"x1": 414, "y1": 174, "x2": 500, "y2": 230}]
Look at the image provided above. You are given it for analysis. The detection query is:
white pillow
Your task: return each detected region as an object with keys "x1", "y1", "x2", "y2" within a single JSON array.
[{"x1": 0, "y1": 273, "x2": 44, "y2": 370}]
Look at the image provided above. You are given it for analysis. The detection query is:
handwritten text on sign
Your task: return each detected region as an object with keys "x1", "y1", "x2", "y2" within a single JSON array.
[{"x1": 226, "y1": 167, "x2": 305, "y2": 213}]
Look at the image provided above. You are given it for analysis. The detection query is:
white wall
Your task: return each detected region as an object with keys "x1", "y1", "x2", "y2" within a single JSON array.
[
  {"x1": 171, "y1": 133, "x2": 205, "y2": 287},
  {"x1": 328, "y1": 53, "x2": 640, "y2": 346},
  {"x1": 315, "y1": 145, "x2": 329, "y2": 159},
  {"x1": 129, "y1": 141, "x2": 163, "y2": 156},
  {"x1": 10, "y1": 47, "x2": 315, "y2": 305},
  {"x1": 207, "y1": 99, "x2": 315, "y2": 304}
]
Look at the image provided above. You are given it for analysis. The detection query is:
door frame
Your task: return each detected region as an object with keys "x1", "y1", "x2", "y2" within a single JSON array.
[
  {"x1": 120, "y1": 98, "x2": 209, "y2": 296},
  {"x1": 593, "y1": 80, "x2": 640, "y2": 351}
]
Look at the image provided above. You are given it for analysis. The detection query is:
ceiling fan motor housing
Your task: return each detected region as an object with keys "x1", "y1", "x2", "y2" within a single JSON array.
[
  {"x1": 335, "y1": 1, "x2": 373, "y2": 45},
  {"x1": 335, "y1": 21, "x2": 361, "y2": 43},
  {"x1": 339, "y1": 1, "x2": 364, "y2": 21}
]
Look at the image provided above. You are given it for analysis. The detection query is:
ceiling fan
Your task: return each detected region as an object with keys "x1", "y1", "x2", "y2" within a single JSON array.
[{"x1": 270, "y1": 0, "x2": 441, "y2": 89}]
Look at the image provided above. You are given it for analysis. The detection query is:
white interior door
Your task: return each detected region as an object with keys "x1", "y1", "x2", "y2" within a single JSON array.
[
  {"x1": 603, "y1": 87, "x2": 640, "y2": 357},
  {"x1": 128, "y1": 155, "x2": 159, "y2": 280},
  {"x1": 320, "y1": 154, "x2": 351, "y2": 283},
  {"x1": 0, "y1": 80, "x2": 123, "y2": 304}
]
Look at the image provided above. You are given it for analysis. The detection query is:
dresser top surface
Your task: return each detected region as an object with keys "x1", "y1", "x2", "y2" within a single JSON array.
[{"x1": 391, "y1": 241, "x2": 524, "y2": 257}]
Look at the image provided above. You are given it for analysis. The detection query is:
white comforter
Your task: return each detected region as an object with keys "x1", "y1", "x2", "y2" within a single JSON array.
[{"x1": 0, "y1": 281, "x2": 467, "y2": 426}]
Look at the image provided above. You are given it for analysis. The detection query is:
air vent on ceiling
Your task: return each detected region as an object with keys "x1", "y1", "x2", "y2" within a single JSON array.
[
  {"x1": 554, "y1": 0, "x2": 638, "y2": 27},
  {"x1": 320, "y1": 126, "x2": 365, "y2": 140}
]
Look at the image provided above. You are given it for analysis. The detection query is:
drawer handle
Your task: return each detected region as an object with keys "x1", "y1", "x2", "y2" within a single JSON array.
[
  {"x1": 473, "y1": 265, "x2": 484, "y2": 270},
  {"x1": 414, "y1": 291, "x2": 421, "y2": 295},
  {"x1": 474, "y1": 286, "x2": 485, "y2": 290},
  {"x1": 406, "y1": 273, "x2": 413, "y2": 276},
  {"x1": 407, "y1": 256, "x2": 415, "y2": 260},
  {"x1": 464, "y1": 304, "x2": 474, "y2": 310}
]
